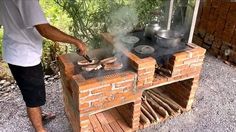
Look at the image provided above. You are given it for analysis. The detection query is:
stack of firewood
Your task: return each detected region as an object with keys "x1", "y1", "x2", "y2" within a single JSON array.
[{"x1": 140, "y1": 89, "x2": 184, "y2": 126}]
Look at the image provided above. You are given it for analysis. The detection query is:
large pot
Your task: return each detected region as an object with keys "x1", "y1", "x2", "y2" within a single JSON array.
[{"x1": 154, "y1": 30, "x2": 183, "y2": 48}]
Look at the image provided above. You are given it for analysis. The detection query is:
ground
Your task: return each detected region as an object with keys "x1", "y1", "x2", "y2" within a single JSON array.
[{"x1": 0, "y1": 54, "x2": 236, "y2": 132}]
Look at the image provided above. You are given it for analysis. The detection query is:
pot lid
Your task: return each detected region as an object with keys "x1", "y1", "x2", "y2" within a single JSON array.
[
  {"x1": 120, "y1": 35, "x2": 140, "y2": 44},
  {"x1": 134, "y1": 45, "x2": 155, "y2": 55}
]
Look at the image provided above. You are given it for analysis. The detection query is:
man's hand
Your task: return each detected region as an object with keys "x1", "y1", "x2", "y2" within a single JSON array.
[{"x1": 74, "y1": 41, "x2": 87, "y2": 55}]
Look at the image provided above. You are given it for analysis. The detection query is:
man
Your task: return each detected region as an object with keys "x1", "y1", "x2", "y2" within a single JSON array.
[{"x1": 0, "y1": 0, "x2": 87, "y2": 132}]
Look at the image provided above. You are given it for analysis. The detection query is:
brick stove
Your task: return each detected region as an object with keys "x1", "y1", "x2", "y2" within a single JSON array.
[{"x1": 58, "y1": 32, "x2": 206, "y2": 131}]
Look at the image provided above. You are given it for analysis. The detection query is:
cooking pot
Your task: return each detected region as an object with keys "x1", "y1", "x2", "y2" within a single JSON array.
[
  {"x1": 154, "y1": 30, "x2": 184, "y2": 48},
  {"x1": 144, "y1": 21, "x2": 161, "y2": 39}
]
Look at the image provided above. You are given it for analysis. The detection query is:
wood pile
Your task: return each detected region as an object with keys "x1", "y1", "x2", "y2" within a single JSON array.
[{"x1": 140, "y1": 89, "x2": 184, "y2": 127}]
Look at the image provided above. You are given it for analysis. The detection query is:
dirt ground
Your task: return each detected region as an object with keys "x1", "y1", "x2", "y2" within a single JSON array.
[{"x1": 0, "y1": 54, "x2": 236, "y2": 132}]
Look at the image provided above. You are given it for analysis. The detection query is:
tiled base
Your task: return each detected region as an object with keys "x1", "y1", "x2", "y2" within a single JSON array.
[{"x1": 88, "y1": 108, "x2": 132, "y2": 132}]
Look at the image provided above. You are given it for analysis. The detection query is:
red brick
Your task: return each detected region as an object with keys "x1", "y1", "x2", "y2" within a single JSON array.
[
  {"x1": 207, "y1": 20, "x2": 217, "y2": 34},
  {"x1": 171, "y1": 70, "x2": 181, "y2": 77},
  {"x1": 221, "y1": 31, "x2": 233, "y2": 43},
  {"x1": 102, "y1": 76, "x2": 126, "y2": 85},
  {"x1": 91, "y1": 86, "x2": 112, "y2": 94},
  {"x1": 173, "y1": 61, "x2": 186, "y2": 66},
  {"x1": 191, "y1": 48, "x2": 206, "y2": 57},
  {"x1": 230, "y1": 2, "x2": 236, "y2": 9},
  {"x1": 79, "y1": 80, "x2": 101, "y2": 91},
  {"x1": 137, "y1": 81, "x2": 144, "y2": 87},
  {"x1": 189, "y1": 61, "x2": 203, "y2": 67},
  {"x1": 125, "y1": 52, "x2": 140, "y2": 65},
  {"x1": 91, "y1": 100, "x2": 102, "y2": 107},
  {"x1": 183, "y1": 57, "x2": 200, "y2": 64},
  {"x1": 111, "y1": 88, "x2": 125, "y2": 94},
  {"x1": 212, "y1": 1, "x2": 221, "y2": 8},
  {"x1": 202, "y1": 6, "x2": 211, "y2": 19},
  {"x1": 137, "y1": 62, "x2": 156, "y2": 69},
  {"x1": 199, "y1": 19, "x2": 209, "y2": 31},
  {"x1": 174, "y1": 51, "x2": 191, "y2": 60},
  {"x1": 231, "y1": 31, "x2": 236, "y2": 44},
  {"x1": 80, "y1": 106, "x2": 100, "y2": 113},
  {"x1": 214, "y1": 18, "x2": 226, "y2": 38},
  {"x1": 79, "y1": 91, "x2": 90, "y2": 98},
  {"x1": 205, "y1": 0, "x2": 212, "y2": 6},
  {"x1": 80, "y1": 94, "x2": 102, "y2": 103},
  {"x1": 115, "y1": 81, "x2": 133, "y2": 89},
  {"x1": 227, "y1": 11, "x2": 236, "y2": 23},
  {"x1": 79, "y1": 115, "x2": 89, "y2": 121},
  {"x1": 79, "y1": 103, "x2": 90, "y2": 110},
  {"x1": 137, "y1": 69, "x2": 146, "y2": 75},
  {"x1": 218, "y1": 2, "x2": 231, "y2": 19}
]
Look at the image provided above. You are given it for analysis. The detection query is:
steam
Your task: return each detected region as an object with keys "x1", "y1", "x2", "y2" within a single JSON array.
[
  {"x1": 107, "y1": 6, "x2": 139, "y2": 68},
  {"x1": 107, "y1": 6, "x2": 138, "y2": 36}
]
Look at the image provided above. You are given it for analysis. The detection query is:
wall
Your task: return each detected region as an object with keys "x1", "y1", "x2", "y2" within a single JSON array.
[{"x1": 193, "y1": 0, "x2": 236, "y2": 64}]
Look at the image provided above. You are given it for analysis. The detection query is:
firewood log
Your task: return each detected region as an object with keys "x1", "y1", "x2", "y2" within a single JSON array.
[
  {"x1": 146, "y1": 91, "x2": 176, "y2": 116},
  {"x1": 141, "y1": 106, "x2": 155, "y2": 123},
  {"x1": 142, "y1": 97, "x2": 160, "y2": 122},
  {"x1": 145, "y1": 97, "x2": 169, "y2": 118},
  {"x1": 140, "y1": 111, "x2": 151, "y2": 125},
  {"x1": 151, "y1": 89, "x2": 184, "y2": 112}
]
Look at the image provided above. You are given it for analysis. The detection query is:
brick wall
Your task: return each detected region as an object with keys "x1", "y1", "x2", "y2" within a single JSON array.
[
  {"x1": 194, "y1": 0, "x2": 236, "y2": 64},
  {"x1": 169, "y1": 43, "x2": 205, "y2": 77},
  {"x1": 71, "y1": 71, "x2": 140, "y2": 115}
]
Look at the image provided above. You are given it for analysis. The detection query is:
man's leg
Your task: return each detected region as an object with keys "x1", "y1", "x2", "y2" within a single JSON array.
[
  {"x1": 8, "y1": 63, "x2": 47, "y2": 131},
  {"x1": 27, "y1": 107, "x2": 46, "y2": 132}
]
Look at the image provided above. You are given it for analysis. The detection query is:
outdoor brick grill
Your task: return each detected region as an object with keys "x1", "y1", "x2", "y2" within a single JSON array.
[
  {"x1": 58, "y1": 32, "x2": 206, "y2": 131},
  {"x1": 58, "y1": 0, "x2": 205, "y2": 131}
]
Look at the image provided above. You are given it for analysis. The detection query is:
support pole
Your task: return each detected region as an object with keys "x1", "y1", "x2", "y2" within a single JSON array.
[
  {"x1": 167, "y1": 0, "x2": 174, "y2": 30},
  {"x1": 188, "y1": 0, "x2": 200, "y2": 43}
]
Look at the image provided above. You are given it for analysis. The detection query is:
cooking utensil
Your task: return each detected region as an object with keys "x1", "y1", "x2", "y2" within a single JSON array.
[
  {"x1": 120, "y1": 35, "x2": 140, "y2": 50},
  {"x1": 154, "y1": 30, "x2": 183, "y2": 48},
  {"x1": 144, "y1": 21, "x2": 161, "y2": 39},
  {"x1": 76, "y1": 49, "x2": 93, "y2": 63},
  {"x1": 120, "y1": 35, "x2": 140, "y2": 44},
  {"x1": 134, "y1": 45, "x2": 155, "y2": 55}
]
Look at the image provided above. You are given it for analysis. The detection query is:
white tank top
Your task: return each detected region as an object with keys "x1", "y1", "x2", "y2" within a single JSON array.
[{"x1": 0, "y1": 0, "x2": 48, "y2": 67}]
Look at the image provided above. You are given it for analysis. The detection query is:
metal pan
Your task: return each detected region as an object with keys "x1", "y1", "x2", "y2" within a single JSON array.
[{"x1": 154, "y1": 30, "x2": 184, "y2": 48}]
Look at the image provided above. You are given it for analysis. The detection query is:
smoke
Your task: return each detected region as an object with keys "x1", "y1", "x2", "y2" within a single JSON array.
[
  {"x1": 107, "y1": 6, "x2": 138, "y2": 36},
  {"x1": 106, "y1": 6, "x2": 139, "y2": 67}
]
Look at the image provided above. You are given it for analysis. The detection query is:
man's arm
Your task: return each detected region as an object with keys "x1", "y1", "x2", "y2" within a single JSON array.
[{"x1": 35, "y1": 23, "x2": 86, "y2": 55}]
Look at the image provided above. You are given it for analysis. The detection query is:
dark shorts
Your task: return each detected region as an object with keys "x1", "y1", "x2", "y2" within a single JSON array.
[{"x1": 8, "y1": 63, "x2": 46, "y2": 107}]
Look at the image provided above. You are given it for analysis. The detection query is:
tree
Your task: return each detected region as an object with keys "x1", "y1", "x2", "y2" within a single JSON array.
[{"x1": 54, "y1": 0, "x2": 164, "y2": 49}]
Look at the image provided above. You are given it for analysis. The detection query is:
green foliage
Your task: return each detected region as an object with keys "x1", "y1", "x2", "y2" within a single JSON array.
[
  {"x1": 54, "y1": 0, "x2": 125, "y2": 49},
  {"x1": 54, "y1": 0, "x2": 164, "y2": 49},
  {"x1": 40, "y1": 0, "x2": 72, "y2": 74},
  {"x1": 40, "y1": 0, "x2": 72, "y2": 34},
  {"x1": 135, "y1": 0, "x2": 164, "y2": 26}
]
